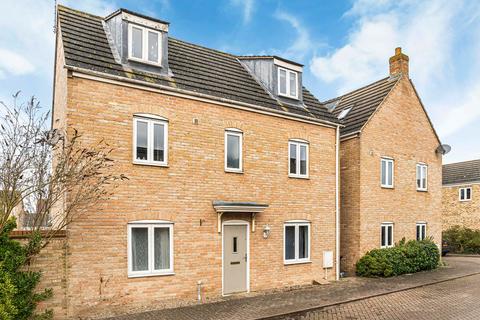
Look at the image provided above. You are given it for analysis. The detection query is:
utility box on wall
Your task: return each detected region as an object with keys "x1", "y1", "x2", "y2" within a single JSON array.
[{"x1": 323, "y1": 251, "x2": 333, "y2": 268}]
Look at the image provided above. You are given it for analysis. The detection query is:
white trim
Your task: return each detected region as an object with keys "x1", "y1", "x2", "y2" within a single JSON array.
[
  {"x1": 69, "y1": 69, "x2": 341, "y2": 129},
  {"x1": 416, "y1": 222, "x2": 427, "y2": 241},
  {"x1": 380, "y1": 223, "x2": 394, "y2": 248},
  {"x1": 128, "y1": 23, "x2": 162, "y2": 66},
  {"x1": 416, "y1": 163, "x2": 428, "y2": 191},
  {"x1": 224, "y1": 130, "x2": 243, "y2": 173},
  {"x1": 443, "y1": 181, "x2": 480, "y2": 187},
  {"x1": 273, "y1": 58, "x2": 303, "y2": 72},
  {"x1": 277, "y1": 67, "x2": 299, "y2": 99},
  {"x1": 127, "y1": 222, "x2": 174, "y2": 277},
  {"x1": 459, "y1": 187, "x2": 472, "y2": 201},
  {"x1": 283, "y1": 221, "x2": 311, "y2": 265},
  {"x1": 221, "y1": 220, "x2": 250, "y2": 296},
  {"x1": 128, "y1": 220, "x2": 173, "y2": 224},
  {"x1": 288, "y1": 140, "x2": 309, "y2": 179},
  {"x1": 133, "y1": 116, "x2": 168, "y2": 166},
  {"x1": 335, "y1": 125, "x2": 340, "y2": 281},
  {"x1": 381, "y1": 157, "x2": 394, "y2": 188},
  {"x1": 133, "y1": 113, "x2": 168, "y2": 121},
  {"x1": 121, "y1": 11, "x2": 169, "y2": 32}
]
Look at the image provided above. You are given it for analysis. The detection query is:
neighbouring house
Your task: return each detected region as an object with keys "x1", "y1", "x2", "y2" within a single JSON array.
[
  {"x1": 442, "y1": 159, "x2": 480, "y2": 230},
  {"x1": 53, "y1": 5, "x2": 341, "y2": 318},
  {"x1": 333, "y1": 48, "x2": 444, "y2": 273}
]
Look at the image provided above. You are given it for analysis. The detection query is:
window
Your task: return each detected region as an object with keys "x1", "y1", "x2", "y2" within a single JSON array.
[
  {"x1": 381, "y1": 223, "x2": 394, "y2": 248},
  {"x1": 128, "y1": 24, "x2": 161, "y2": 65},
  {"x1": 459, "y1": 187, "x2": 472, "y2": 201},
  {"x1": 289, "y1": 140, "x2": 308, "y2": 178},
  {"x1": 284, "y1": 221, "x2": 310, "y2": 264},
  {"x1": 278, "y1": 67, "x2": 298, "y2": 99},
  {"x1": 225, "y1": 130, "x2": 242, "y2": 172},
  {"x1": 416, "y1": 164, "x2": 428, "y2": 191},
  {"x1": 337, "y1": 107, "x2": 351, "y2": 120},
  {"x1": 416, "y1": 223, "x2": 427, "y2": 241},
  {"x1": 381, "y1": 158, "x2": 394, "y2": 188},
  {"x1": 128, "y1": 222, "x2": 173, "y2": 277},
  {"x1": 133, "y1": 116, "x2": 168, "y2": 166}
]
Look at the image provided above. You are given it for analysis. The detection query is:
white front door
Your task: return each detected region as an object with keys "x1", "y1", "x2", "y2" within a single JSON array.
[{"x1": 223, "y1": 223, "x2": 248, "y2": 295}]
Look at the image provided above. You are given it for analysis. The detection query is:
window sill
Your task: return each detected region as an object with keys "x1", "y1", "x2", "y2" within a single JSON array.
[
  {"x1": 289, "y1": 175, "x2": 309, "y2": 180},
  {"x1": 459, "y1": 199, "x2": 472, "y2": 202},
  {"x1": 284, "y1": 260, "x2": 312, "y2": 266},
  {"x1": 128, "y1": 57, "x2": 163, "y2": 68},
  {"x1": 278, "y1": 92, "x2": 299, "y2": 100},
  {"x1": 416, "y1": 189, "x2": 428, "y2": 192},
  {"x1": 225, "y1": 169, "x2": 243, "y2": 174},
  {"x1": 128, "y1": 271, "x2": 175, "y2": 278},
  {"x1": 381, "y1": 185, "x2": 394, "y2": 189},
  {"x1": 133, "y1": 161, "x2": 169, "y2": 168}
]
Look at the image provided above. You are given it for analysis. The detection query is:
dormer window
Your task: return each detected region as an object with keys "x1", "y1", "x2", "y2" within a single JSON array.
[
  {"x1": 278, "y1": 67, "x2": 298, "y2": 99},
  {"x1": 128, "y1": 24, "x2": 161, "y2": 65}
]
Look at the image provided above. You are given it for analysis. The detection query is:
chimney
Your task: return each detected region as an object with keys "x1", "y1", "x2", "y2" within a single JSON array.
[{"x1": 389, "y1": 47, "x2": 409, "y2": 77}]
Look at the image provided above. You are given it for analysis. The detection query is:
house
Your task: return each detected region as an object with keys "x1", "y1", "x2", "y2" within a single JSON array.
[
  {"x1": 53, "y1": 5, "x2": 341, "y2": 318},
  {"x1": 443, "y1": 159, "x2": 480, "y2": 230},
  {"x1": 334, "y1": 48, "x2": 443, "y2": 273}
]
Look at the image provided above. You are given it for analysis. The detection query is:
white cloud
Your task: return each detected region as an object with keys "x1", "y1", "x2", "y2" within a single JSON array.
[
  {"x1": 0, "y1": 49, "x2": 35, "y2": 77},
  {"x1": 230, "y1": 0, "x2": 255, "y2": 24},
  {"x1": 273, "y1": 11, "x2": 313, "y2": 61}
]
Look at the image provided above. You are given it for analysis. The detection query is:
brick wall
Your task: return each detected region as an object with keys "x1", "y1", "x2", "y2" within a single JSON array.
[
  {"x1": 443, "y1": 184, "x2": 480, "y2": 230},
  {"x1": 10, "y1": 232, "x2": 67, "y2": 319},
  {"x1": 340, "y1": 76, "x2": 442, "y2": 272},
  {"x1": 55, "y1": 75, "x2": 338, "y2": 318}
]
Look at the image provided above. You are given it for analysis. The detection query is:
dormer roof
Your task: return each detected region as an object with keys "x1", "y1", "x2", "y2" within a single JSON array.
[{"x1": 56, "y1": 5, "x2": 338, "y2": 126}]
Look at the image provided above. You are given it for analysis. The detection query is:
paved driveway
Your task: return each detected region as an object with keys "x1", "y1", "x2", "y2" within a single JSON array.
[{"x1": 106, "y1": 256, "x2": 480, "y2": 320}]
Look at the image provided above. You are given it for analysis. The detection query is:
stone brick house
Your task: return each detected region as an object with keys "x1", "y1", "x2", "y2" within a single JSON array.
[
  {"x1": 333, "y1": 48, "x2": 443, "y2": 273},
  {"x1": 443, "y1": 159, "x2": 480, "y2": 230},
  {"x1": 53, "y1": 6, "x2": 341, "y2": 318}
]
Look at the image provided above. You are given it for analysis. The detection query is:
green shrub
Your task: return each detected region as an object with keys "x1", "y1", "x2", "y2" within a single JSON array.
[
  {"x1": 0, "y1": 219, "x2": 52, "y2": 320},
  {"x1": 356, "y1": 238, "x2": 440, "y2": 277},
  {"x1": 443, "y1": 226, "x2": 480, "y2": 254}
]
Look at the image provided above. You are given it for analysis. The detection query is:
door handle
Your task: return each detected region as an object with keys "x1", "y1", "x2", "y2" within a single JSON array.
[{"x1": 244, "y1": 253, "x2": 247, "y2": 262}]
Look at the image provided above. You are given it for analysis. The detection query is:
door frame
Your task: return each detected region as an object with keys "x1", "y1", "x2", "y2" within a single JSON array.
[{"x1": 221, "y1": 220, "x2": 250, "y2": 296}]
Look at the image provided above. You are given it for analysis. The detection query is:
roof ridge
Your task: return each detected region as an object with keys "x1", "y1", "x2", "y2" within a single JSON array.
[
  {"x1": 57, "y1": 4, "x2": 103, "y2": 20},
  {"x1": 443, "y1": 159, "x2": 480, "y2": 167},
  {"x1": 321, "y1": 76, "x2": 395, "y2": 104}
]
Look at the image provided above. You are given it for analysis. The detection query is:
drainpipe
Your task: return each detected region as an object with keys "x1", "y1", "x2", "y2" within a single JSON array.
[{"x1": 335, "y1": 125, "x2": 340, "y2": 281}]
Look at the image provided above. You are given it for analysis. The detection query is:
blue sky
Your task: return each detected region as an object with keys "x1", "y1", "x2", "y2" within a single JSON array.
[{"x1": 1, "y1": 0, "x2": 479, "y2": 164}]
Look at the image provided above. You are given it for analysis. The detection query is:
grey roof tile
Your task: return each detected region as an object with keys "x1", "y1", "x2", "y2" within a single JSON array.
[
  {"x1": 57, "y1": 5, "x2": 338, "y2": 125},
  {"x1": 443, "y1": 159, "x2": 480, "y2": 185}
]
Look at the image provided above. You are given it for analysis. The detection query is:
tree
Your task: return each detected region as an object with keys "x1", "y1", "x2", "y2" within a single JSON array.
[{"x1": 0, "y1": 92, "x2": 127, "y2": 319}]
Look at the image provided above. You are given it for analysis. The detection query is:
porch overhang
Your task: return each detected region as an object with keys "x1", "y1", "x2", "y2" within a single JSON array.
[{"x1": 212, "y1": 201, "x2": 269, "y2": 233}]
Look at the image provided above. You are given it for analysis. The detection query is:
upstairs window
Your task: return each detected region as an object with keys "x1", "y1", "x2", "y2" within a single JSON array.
[
  {"x1": 225, "y1": 129, "x2": 243, "y2": 172},
  {"x1": 459, "y1": 187, "x2": 472, "y2": 201},
  {"x1": 381, "y1": 158, "x2": 394, "y2": 188},
  {"x1": 416, "y1": 223, "x2": 427, "y2": 241},
  {"x1": 128, "y1": 24, "x2": 161, "y2": 65},
  {"x1": 416, "y1": 163, "x2": 428, "y2": 191},
  {"x1": 381, "y1": 223, "x2": 394, "y2": 248},
  {"x1": 289, "y1": 140, "x2": 308, "y2": 178},
  {"x1": 133, "y1": 116, "x2": 168, "y2": 166},
  {"x1": 278, "y1": 67, "x2": 298, "y2": 99}
]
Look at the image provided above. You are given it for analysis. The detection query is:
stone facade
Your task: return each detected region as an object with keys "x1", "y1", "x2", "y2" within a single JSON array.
[
  {"x1": 443, "y1": 183, "x2": 480, "y2": 230},
  {"x1": 339, "y1": 75, "x2": 443, "y2": 273}
]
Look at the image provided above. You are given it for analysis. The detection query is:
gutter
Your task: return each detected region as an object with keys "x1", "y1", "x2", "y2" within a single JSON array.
[
  {"x1": 67, "y1": 66, "x2": 343, "y2": 129},
  {"x1": 335, "y1": 125, "x2": 340, "y2": 281}
]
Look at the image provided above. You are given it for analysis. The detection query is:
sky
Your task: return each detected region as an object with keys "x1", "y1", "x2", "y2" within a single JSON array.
[{"x1": 0, "y1": 0, "x2": 479, "y2": 164}]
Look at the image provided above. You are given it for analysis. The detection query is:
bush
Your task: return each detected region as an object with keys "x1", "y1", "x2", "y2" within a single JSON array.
[
  {"x1": 356, "y1": 238, "x2": 440, "y2": 277},
  {"x1": 0, "y1": 219, "x2": 52, "y2": 320},
  {"x1": 443, "y1": 226, "x2": 480, "y2": 254}
]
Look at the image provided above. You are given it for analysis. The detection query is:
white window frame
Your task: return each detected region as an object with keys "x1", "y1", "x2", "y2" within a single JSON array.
[
  {"x1": 416, "y1": 222, "x2": 427, "y2": 241},
  {"x1": 459, "y1": 187, "x2": 472, "y2": 201},
  {"x1": 127, "y1": 221, "x2": 174, "y2": 277},
  {"x1": 133, "y1": 116, "x2": 168, "y2": 166},
  {"x1": 278, "y1": 67, "x2": 299, "y2": 99},
  {"x1": 288, "y1": 140, "x2": 309, "y2": 179},
  {"x1": 224, "y1": 129, "x2": 243, "y2": 173},
  {"x1": 380, "y1": 223, "x2": 394, "y2": 248},
  {"x1": 416, "y1": 163, "x2": 428, "y2": 191},
  {"x1": 283, "y1": 221, "x2": 311, "y2": 264},
  {"x1": 381, "y1": 157, "x2": 394, "y2": 188},
  {"x1": 128, "y1": 24, "x2": 162, "y2": 66}
]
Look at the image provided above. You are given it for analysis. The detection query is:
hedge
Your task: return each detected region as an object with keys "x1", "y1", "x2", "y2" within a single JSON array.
[
  {"x1": 443, "y1": 226, "x2": 480, "y2": 254},
  {"x1": 356, "y1": 238, "x2": 440, "y2": 277}
]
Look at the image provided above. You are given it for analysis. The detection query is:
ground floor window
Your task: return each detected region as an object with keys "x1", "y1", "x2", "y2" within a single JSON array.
[
  {"x1": 416, "y1": 223, "x2": 427, "y2": 241},
  {"x1": 381, "y1": 223, "x2": 393, "y2": 248},
  {"x1": 128, "y1": 222, "x2": 173, "y2": 277},
  {"x1": 284, "y1": 221, "x2": 310, "y2": 264}
]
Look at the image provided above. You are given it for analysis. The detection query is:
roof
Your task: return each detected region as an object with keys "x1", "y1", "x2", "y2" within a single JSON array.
[
  {"x1": 56, "y1": 5, "x2": 337, "y2": 125},
  {"x1": 326, "y1": 76, "x2": 400, "y2": 136},
  {"x1": 237, "y1": 55, "x2": 304, "y2": 67},
  {"x1": 443, "y1": 159, "x2": 480, "y2": 185}
]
